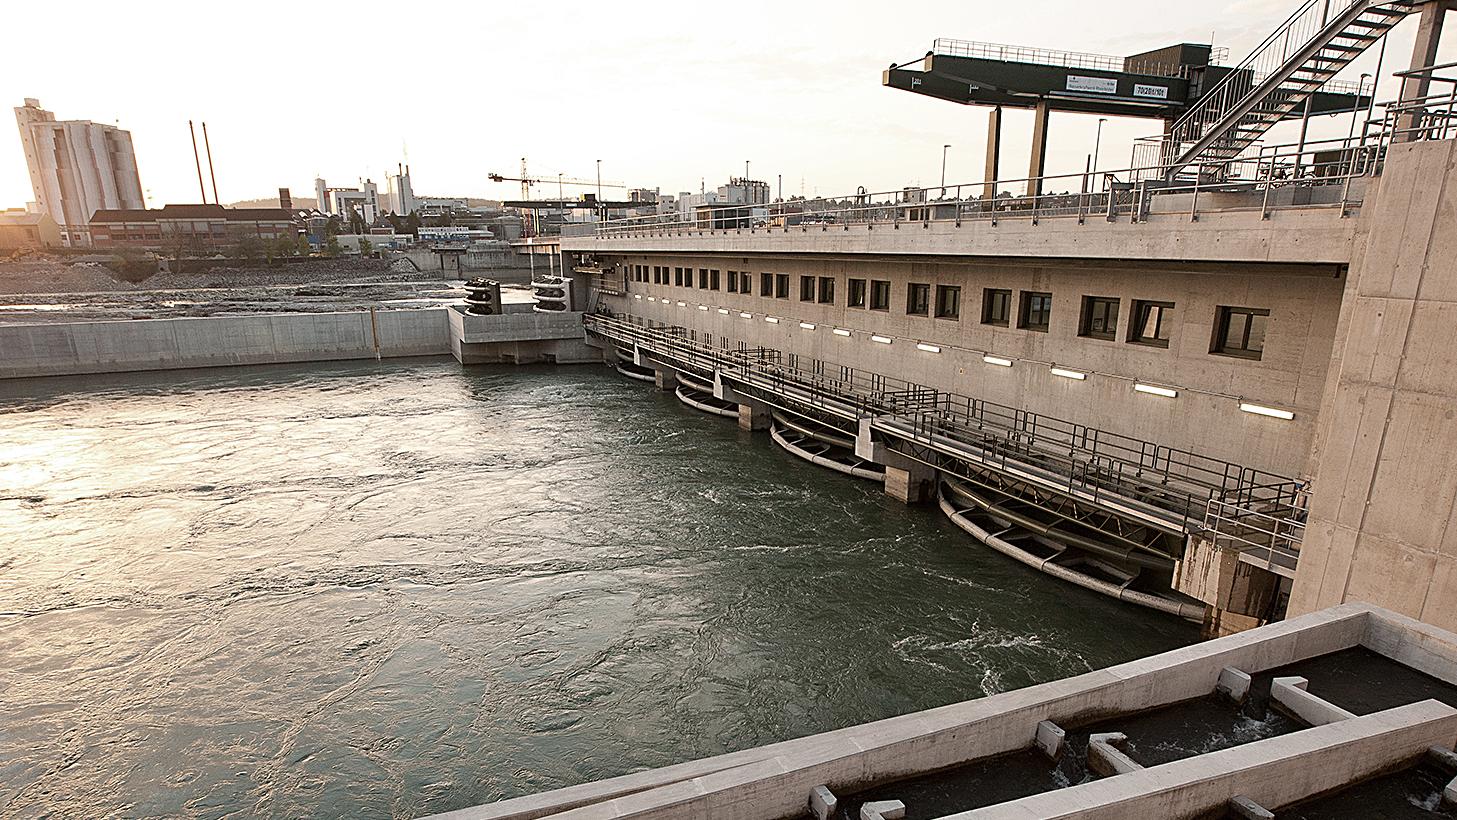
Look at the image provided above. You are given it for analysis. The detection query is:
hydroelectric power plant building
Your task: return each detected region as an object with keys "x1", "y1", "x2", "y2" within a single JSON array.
[
  {"x1": 429, "y1": 0, "x2": 1457, "y2": 814},
  {"x1": 7, "y1": 1, "x2": 1457, "y2": 817}
]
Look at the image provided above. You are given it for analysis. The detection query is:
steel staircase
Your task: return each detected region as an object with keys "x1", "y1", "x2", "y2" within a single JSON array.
[{"x1": 1164, "y1": 0, "x2": 1416, "y2": 177}]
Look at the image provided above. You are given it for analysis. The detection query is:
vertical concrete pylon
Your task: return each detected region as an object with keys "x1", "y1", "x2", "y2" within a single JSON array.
[
  {"x1": 984, "y1": 105, "x2": 1003, "y2": 204},
  {"x1": 1397, "y1": 2, "x2": 1450, "y2": 141},
  {"x1": 1028, "y1": 99, "x2": 1051, "y2": 197}
]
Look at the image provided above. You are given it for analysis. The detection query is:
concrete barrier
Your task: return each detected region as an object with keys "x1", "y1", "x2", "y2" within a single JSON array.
[
  {"x1": 946, "y1": 700, "x2": 1457, "y2": 819},
  {"x1": 0, "y1": 309, "x2": 452, "y2": 379},
  {"x1": 427, "y1": 604, "x2": 1374, "y2": 820}
]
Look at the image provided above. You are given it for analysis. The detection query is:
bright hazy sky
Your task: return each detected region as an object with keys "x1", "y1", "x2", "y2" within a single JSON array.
[{"x1": 3, "y1": 0, "x2": 1449, "y2": 208}]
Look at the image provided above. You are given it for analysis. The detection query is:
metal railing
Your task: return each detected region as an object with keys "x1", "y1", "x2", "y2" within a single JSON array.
[
  {"x1": 929, "y1": 38, "x2": 1230, "y2": 76},
  {"x1": 591, "y1": 133, "x2": 1379, "y2": 240},
  {"x1": 1381, "y1": 61, "x2": 1457, "y2": 143},
  {"x1": 586, "y1": 312, "x2": 1308, "y2": 558}
]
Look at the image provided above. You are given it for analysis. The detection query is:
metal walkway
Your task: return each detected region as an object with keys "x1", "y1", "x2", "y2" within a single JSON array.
[{"x1": 586, "y1": 312, "x2": 1307, "y2": 569}]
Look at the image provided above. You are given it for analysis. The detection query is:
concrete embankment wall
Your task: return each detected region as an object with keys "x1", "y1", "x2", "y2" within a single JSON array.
[{"x1": 0, "y1": 309, "x2": 451, "y2": 379}]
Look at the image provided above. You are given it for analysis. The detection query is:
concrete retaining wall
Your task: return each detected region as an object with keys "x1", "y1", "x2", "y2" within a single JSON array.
[{"x1": 0, "y1": 309, "x2": 452, "y2": 379}]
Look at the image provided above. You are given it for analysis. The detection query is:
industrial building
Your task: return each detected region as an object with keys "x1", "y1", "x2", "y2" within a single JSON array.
[
  {"x1": 13, "y1": 97, "x2": 145, "y2": 247},
  {"x1": 0, "y1": 208, "x2": 61, "y2": 250},
  {"x1": 552, "y1": 0, "x2": 1457, "y2": 638},
  {"x1": 87, "y1": 203, "x2": 295, "y2": 249}
]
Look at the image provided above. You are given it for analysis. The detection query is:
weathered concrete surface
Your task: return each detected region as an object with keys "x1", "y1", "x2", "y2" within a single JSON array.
[
  {"x1": 424, "y1": 604, "x2": 1376, "y2": 820},
  {"x1": 1035, "y1": 719, "x2": 1066, "y2": 760},
  {"x1": 1216, "y1": 667, "x2": 1252, "y2": 702},
  {"x1": 0, "y1": 309, "x2": 451, "y2": 379},
  {"x1": 448, "y1": 308, "x2": 596, "y2": 365},
  {"x1": 1087, "y1": 732, "x2": 1142, "y2": 777},
  {"x1": 944, "y1": 700, "x2": 1457, "y2": 819},
  {"x1": 1292, "y1": 136, "x2": 1457, "y2": 631},
  {"x1": 883, "y1": 464, "x2": 933, "y2": 504},
  {"x1": 859, "y1": 799, "x2": 905, "y2": 820},
  {"x1": 808, "y1": 785, "x2": 836, "y2": 820},
  {"x1": 1228, "y1": 794, "x2": 1275, "y2": 820},
  {"x1": 1270, "y1": 676, "x2": 1357, "y2": 726}
]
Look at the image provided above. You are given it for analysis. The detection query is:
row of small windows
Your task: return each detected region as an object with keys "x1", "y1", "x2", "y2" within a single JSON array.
[{"x1": 628, "y1": 265, "x2": 1269, "y2": 359}]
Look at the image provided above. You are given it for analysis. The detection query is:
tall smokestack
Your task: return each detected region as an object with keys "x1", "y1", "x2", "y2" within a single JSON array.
[
  {"x1": 189, "y1": 120, "x2": 207, "y2": 203},
  {"x1": 202, "y1": 122, "x2": 219, "y2": 205}
]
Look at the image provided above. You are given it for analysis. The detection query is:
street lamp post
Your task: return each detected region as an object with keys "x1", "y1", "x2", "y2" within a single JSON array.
[
  {"x1": 1092, "y1": 118, "x2": 1108, "y2": 176},
  {"x1": 940, "y1": 144, "x2": 951, "y2": 195}
]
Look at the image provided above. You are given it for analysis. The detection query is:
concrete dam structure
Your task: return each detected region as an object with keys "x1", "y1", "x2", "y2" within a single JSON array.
[{"x1": 6, "y1": 0, "x2": 1457, "y2": 816}]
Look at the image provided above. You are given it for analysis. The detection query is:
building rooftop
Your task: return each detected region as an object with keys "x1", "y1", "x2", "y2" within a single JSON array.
[{"x1": 90, "y1": 204, "x2": 292, "y2": 223}]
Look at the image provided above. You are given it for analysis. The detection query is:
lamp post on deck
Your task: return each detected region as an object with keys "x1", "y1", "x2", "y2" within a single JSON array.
[
  {"x1": 940, "y1": 144, "x2": 952, "y2": 196},
  {"x1": 1092, "y1": 118, "x2": 1108, "y2": 175}
]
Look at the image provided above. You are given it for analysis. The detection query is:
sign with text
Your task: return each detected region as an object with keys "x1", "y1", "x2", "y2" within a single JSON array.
[
  {"x1": 1067, "y1": 75, "x2": 1118, "y2": 94},
  {"x1": 1133, "y1": 83, "x2": 1170, "y2": 100}
]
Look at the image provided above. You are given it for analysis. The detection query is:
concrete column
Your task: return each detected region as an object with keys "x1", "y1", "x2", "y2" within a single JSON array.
[
  {"x1": 654, "y1": 368, "x2": 678, "y2": 392},
  {"x1": 884, "y1": 462, "x2": 935, "y2": 504},
  {"x1": 1397, "y1": 2, "x2": 1450, "y2": 141},
  {"x1": 1028, "y1": 99, "x2": 1051, "y2": 197},
  {"x1": 738, "y1": 402, "x2": 770, "y2": 431},
  {"x1": 983, "y1": 106, "x2": 1003, "y2": 204}
]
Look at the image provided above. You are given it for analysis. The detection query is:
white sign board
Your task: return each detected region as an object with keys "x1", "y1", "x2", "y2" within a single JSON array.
[
  {"x1": 1067, "y1": 75, "x2": 1118, "y2": 94},
  {"x1": 1133, "y1": 83, "x2": 1170, "y2": 100}
]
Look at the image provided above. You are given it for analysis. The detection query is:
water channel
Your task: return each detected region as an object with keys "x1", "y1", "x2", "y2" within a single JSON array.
[{"x1": 0, "y1": 359, "x2": 1198, "y2": 818}]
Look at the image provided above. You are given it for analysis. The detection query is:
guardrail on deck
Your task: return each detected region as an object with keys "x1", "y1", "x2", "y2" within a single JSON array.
[{"x1": 585, "y1": 312, "x2": 1308, "y2": 563}]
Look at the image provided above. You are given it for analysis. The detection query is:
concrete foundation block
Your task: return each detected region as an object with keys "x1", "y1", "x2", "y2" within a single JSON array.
[
  {"x1": 738, "y1": 402, "x2": 770, "y2": 431},
  {"x1": 1446, "y1": 775, "x2": 1457, "y2": 807},
  {"x1": 1035, "y1": 719, "x2": 1066, "y2": 760},
  {"x1": 653, "y1": 368, "x2": 678, "y2": 392},
  {"x1": 1271, "y1": 676, "x2": 1357, "y2": 726},
  {"x1": 1087, "y1": 732, "x2": 1143, "y2": 777},
  {"x1": 883, "y1": 464, "x2": 933, "y2": 504},
  {"x1": 1229, "y1": 794, "x2": 1276, "y2": 820},
  {"x1": 1216, "y1": 666, "x2": 1253, "y2": 702},
  {"x1": 860, "y1": 799, "x2": 905, "y2": 820},
  {"x1": 1428, "y1": 745, "x2": 1457, "y2": 773},
  {"x1": 808, "y1": 785, "x2": 837, "y2": 820}
]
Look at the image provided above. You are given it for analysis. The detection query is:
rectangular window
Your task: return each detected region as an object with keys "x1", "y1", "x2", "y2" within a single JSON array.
[
  {"x1": 870, "y1": 280, "x2": 891, "y2": 311},
  {"x1": 709, "y1": 269, "x2": 720, "y2": 290},
  {"x1": 818, "y1": 276, "x2": 835, "y2": 304},
  {"x1": 848, "y1": 278, "x2": 867, "y2": 308},
  {"x1": 1129, "y1": 300, "x2": 1175, "y2": 347},
  {"x1": 1019, "y1": 292, "x2": 1052, "y2": 332},
  {"x1": 697, "y1": 268, "x2": 707, "y2": 289},
  {"x1": 907, "y1": 283, "x2": 930, "y2": 316},
  {"x1": 935, "y1": 285, "x2": 962, "y2": 320},
  {"x1": 1212, "y1": 306, "x2": 1269, "y2": 359},
  {"x1": 674, "y1": 267, "x2": 684, "y2": 287},
  {"x1": 982, "y1": 288, "x2": 1010, "y2": 326},
  {"x1": 761, "y1": 272, "x2": 774, "y2": 297},
  {"x1": 1079, "y1": 296, "x2": 1120, "y2": 340},
  {"x1": 741, "y1": 273, "x2": 753, "y2": 295},
  {"x1": 800, "y1": 275, "x2": 816, "y2": 301},
  {"x1": 775, "y1": 273, "x2": 790, "y2": 299}
]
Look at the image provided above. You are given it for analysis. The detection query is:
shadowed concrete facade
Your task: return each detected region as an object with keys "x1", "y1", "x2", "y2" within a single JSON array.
[{"x1": 1291, "y1": 136, "x2": 1457, "y2": 630}]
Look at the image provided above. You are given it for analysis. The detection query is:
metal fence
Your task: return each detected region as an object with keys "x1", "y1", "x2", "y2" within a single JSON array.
[{"x1": 586, "y1": 313, "x2": 1308, "y2": 554}]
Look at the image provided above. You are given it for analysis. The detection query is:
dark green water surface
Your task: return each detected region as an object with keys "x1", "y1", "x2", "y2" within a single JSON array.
[{"x1": 0, "y1": 359, "x2": 1198, "y2": 818}]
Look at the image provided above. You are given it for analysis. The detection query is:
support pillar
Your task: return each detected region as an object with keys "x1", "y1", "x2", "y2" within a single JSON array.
[
  {"x1": 983, "y1": 106, "x2": 1002, "y2": 204},
  {"x1": 884, "y1": 462, "x2": 934, "y2": 504},
  {"x1": 737, "y1": 402, "x2": 770, "y2": 431},
  {"x1": 653, "y1": 368, "x2": 678, "y2": 392},
  {"x1": 1028, "y1": 99, "x2": 1051, "y2": 197},
  {"x1": 1397, "y1": 1, "x2": 1449, "y2": 141}
]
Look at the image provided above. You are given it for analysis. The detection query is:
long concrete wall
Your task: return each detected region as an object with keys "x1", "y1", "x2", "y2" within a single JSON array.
[{"x1": 0, "y1": 309, "x2": 452, "y2": 379}]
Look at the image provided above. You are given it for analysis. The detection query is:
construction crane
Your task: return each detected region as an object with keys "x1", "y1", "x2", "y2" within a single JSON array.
[{"x1": 488, "y1": 157, "x2": 627, "y2": 200}]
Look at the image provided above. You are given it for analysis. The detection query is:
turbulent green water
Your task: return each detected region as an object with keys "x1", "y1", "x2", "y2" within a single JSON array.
[{"x1": 0, "y1": 359, "x2": 1198, "y2": 818}]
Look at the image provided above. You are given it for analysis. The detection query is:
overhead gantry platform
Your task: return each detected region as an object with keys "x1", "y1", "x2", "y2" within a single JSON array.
[{"x1": 885, "y1": 36, "x2": 1374, "y2": 192}]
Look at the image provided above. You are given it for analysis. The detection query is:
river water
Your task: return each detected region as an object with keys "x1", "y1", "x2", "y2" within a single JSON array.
[{"x1": 0, "y1": 359, "x2": 1198, "y2": 818}]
